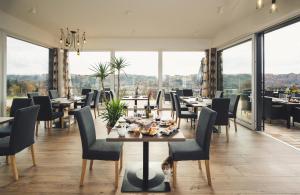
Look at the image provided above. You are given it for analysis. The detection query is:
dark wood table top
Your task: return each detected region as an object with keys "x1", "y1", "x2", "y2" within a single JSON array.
[
  {"x1": 0, "y1": 117, "x2": 14, "y2": 124},
  {"x1": 122, "y1": 96, "x2": 149, "y2": 101}
]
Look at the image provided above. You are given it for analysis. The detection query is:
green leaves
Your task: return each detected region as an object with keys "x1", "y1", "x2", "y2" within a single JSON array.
[
  {"x1": 101, "y1": 99, "x2": 126, "y2": 128},
  {"x1": 110, "y1": 57, "x2": 129, "y2": 72},
  {"x1": 90, "y1": 62, "x2": 113, "y2": 81}
]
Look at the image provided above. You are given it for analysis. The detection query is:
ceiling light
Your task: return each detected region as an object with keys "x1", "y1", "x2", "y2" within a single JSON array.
[
  {"x1": 59, "y1": 28, "x2": 86, "y2": 55},
  {"x1": 256, "y1": 0, "x2": 264, "y2": 9},
  {"x1": 270, "y1": 0, "x2": 278, "y2": 13}
]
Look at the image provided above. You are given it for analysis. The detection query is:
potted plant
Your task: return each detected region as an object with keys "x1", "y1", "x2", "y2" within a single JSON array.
[
  {"x1": 101, "y1": 99, "x2": 126, "y2": 133},
  {"x1": 90, "y1": 62, "x2": 113, "y2": 102},
  {"x1": 110, "y1": 57, "x2": 129, "y2": 99}
]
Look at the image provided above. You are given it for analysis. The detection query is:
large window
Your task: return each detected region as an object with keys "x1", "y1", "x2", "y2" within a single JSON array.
[
  {"x1": 162, "y1": 51, "x2": 204, "y2": 92},
  {"x1": 265, "y1": 21, "x2": 300, "y2": 92},
  {"x1": 6, "y1": 37, "x2": 49, "y2": 106},
  {"x1": 222, "y1": 40, "x2": 253, "y2": 125},
  {"x1": 69, "y1": 51, "x2": 111, "y2": 95}
]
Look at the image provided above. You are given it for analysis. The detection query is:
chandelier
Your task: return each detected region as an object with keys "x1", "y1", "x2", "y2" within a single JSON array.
[
  {"x1": 256, "y1": 0, "x2": 278, "y2": 13},
  {"x1": 59, "y1": 28, "x2": 86, "y2": 55}
]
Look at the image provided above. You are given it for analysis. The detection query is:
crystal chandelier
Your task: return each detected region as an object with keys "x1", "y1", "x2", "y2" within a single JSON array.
[{"x1": 59, "y1": 28, "x2": 86, "y2": 55}]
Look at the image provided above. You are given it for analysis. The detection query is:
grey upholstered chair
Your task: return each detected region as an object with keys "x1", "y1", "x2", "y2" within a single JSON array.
[
  {"x1": 81, "y1": 88, "x2": 92, "y2": 96},
  {"x1": 228, "y1": 95, "x2": 240, "y2": 132},
  {"x1": 212, "y1": 98, "x2": 230, "y2": 142},
  {"x1": 169, "y1": 107, "x2": 217, "y2": 187},
  {"x1": 74, "y1": 106, "x2": 123, "y2": 188},
  {"x1": 33, "y1": 96, "x2": 64, "y2": 136},
  {"x1": 174, "y1": 94, "x2": 197, "y2": 128},
  {"x1": 144, "y1": 90, "x2": 162, "y2": 115},
  {"x1": 27, "y1": 92, "x2": 39, "y2": 99},
  {"x1": 91, "y1": 90, "x2": 100, "y2": 119},
  {"x1": 170, "y1": 92, "x2": 188, "y2": 119},
  {"x1": 0, "y1": 98, "x2": 34, "y2": 138},
  {"x1": 0, "y1": 105, "x2": 40, "y2": 180}
]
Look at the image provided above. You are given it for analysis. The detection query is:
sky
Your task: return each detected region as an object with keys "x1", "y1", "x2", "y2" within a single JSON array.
[{"x1": 6, "y1": 21, "x2": 300, "y2": 76}]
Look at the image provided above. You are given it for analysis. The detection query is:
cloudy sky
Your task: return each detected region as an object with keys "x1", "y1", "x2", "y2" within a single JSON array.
[{"x1": 7, "y1": 21, "x2": 300, "y2": 76}]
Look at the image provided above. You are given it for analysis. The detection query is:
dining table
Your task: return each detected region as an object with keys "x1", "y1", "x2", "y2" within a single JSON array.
[
  {"x1": 0, "y1": 117, "x2": 14, "y2": 124},
  {"x1": 51, "y1": 96, "x2": 84, "y2": 128},
  {"x1": 122, "y1": 95, "x2": 148, "y2": 112},
  {"x1": 106, "y1": 117, "x2": 185, "y2": 192},
  {"x1": 180, "y1": 96, "x2": 212, "y2": 113}
]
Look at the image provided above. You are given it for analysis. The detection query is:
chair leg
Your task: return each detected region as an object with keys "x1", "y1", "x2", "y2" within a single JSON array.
[
  {"x1": 35, "y1": 121, "x2": 39, "y2": 137},
  {"x1": 178, "y1": 118, "x2": 181, "y2": 129},
  {"x1": 119, "y1": 151, "x2": 123, "y2": 173},
  {"x1": 115, "y1": 161, "x2": 119, "y2": 189},
  {"x1": 80, "y1": 159, "x2": 87, "y2": 186},
  {"x1": 60, "y1": 118, "x2": 64, "y2": 128},
  {"x1": 205, "y1": 160, "x2": 212, "y2": 186},
  {"x1": 198, "y1": 160, "x2": 202, "y2": 170},
  {"x1": 49, "y1": 121, "x2": 53, "y2": 130},
  {"x1": 6, "y1": 155, "x2": 9, "y2": 164},
  {"x1": 173, "y1": 161, "x2": 177, "y2": 187},
  {"x1": 226, "y1": 126, "x2": 229, "y2": 142},
  {"x1": 89, "y1": 160, "x2": 93, "y2": 170},
  {"x1": 234, "y1": 118, "x2": 237, "y2": 132},
  {"x1": 94, "y1": 108, "x2": 97, "y2": 119},
  {"x1": 68, "y1": 116, "x2": 71, "y2": 130},
  {"x1": 9, "y1": 155, "x2": 18, "y2": 181},
  {"x1": 30, "y1": 144, "x2": 36, "y2": 166}
]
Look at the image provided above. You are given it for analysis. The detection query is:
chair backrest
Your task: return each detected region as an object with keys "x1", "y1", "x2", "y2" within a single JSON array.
[
  {"x1": 176, "y1": 89, "x2": 183, "y2": 97},
  {"x1": 9, "y1": 105, "x2": 40, "y2": 154},
  {"x1": 263, "y1": 97, "x2": 273, "y2": 119},
  {"x1": 84, "y1": 92, "x2": 94, "y2": 107},
  {"x1": 109, "y1": 90, "x2": 115, "y2": 100},
  {"x1": 170, "y1": 92, "x2": 176, "y2": 111},
  {"x1": 33, "y1": 96, "x2": 53, "y2": 121},
  {"x1": 215, "y1": 91, "x2": 223, "y2": 98},
  {"x1": 27, "y1": 92, "x2": 39, "y2": 99},
  {"x1": 10, "y1": 98, "x2": 33, "y2": 117},
  {"x1": 195, "y1": 107, "x2": 217, "y2": 154},
  {"x1": 174, "y1": 94, "x2": 182, "y2": 117},
  {"x1": 156, "y1": 91, "x2": 162, "y2": 107},
  {"x1": 93, "y1": 90, "x2": 100, "y2": 107},
  {"x1": 49, "y1": 89, "x2": 59, "y2": 99},
  {"x1": 229, "y1": 95, "x2": 240, "y2": 118},
  {"x1": 74, "y1": 106, "x2": 96, "y2": 157},
  {"x1": 82, "y1": 88, "x2": 92, "y2": 96},
  {"x1": 182, "y1": 89, "x2": 193, "y2": 97},
  {"x1": 212, "y1": 98, "x2": 230, "y2": 126}
]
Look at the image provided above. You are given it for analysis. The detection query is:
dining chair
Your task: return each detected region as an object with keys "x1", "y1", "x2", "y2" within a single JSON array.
[
  {"x1": 0, "y1": 105, "x2": 40, "y2": 180},
  {"x1": 211, "y1": 98, "x2": 230, "y2": 142},
  {"x1": 68, "y1": 92, "x2": 94, "y2": 128},
  {"x1": 144, "y1": 90, "x2": 162, "y2": 115},
  {"x1": 228, "y1": 95, "x2": 240, "y2": 132},
  {"x1": 33, "y1": 96, "x2": 64, "y2": 136},
  {"x1": 48, "y1": 89, "x2": 59, "y2": 99},
  {"x1": 174, "y1": 94, "x2": 197, "y2": 128},
  {"x1": 263, "y1": 97, "x2": 287, "y2": 124},
  {"x1": 169, "y1": 107, "x2": 217, "y2": 187},
  {"x1": 27, "y1": 92, "x2": 39, "y2": 99},
  {"x1": 215, "y1": 91, "x2": 223, "y2": 98},
  {"x1": 74, "y1": 106, "x2": 123, "y2": 188},
  {"x1": 182, "y1": 89, "x2": 193, "y2": 97},
  {"x1": 0, "y1": 98, "x2": 33, "y2": 138},
  {"x1": 91, "y1": 90, "x2": 100, "y2": 119},
  {"x1": 170, "y1": 92, "x2": 188, "y2": 119},
  {"x1": 81, "y1": 88, "x2": 92, "y2": 96}
]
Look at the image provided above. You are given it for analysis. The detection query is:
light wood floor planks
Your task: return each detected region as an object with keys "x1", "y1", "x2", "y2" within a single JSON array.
[{"x1": 1, "y1": 111, "x2": 300, "y2": 194}]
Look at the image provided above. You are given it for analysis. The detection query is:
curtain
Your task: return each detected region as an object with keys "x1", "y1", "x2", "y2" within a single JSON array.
[
  {"x1": 49, "y1": 48, "x2": 58, "y2": 90},
  {"x1": 201, "y1": 51, "x2": 209, "y2": 97},
  {"x1": 203, "y1": 48, "x2": 217, "y2": 98},
  {"x1": 217, "y1": 50, "x2": 223, "y2": 91},
  {"x1": 62, "y1": 49, "x2": 71, "y2": 97}
]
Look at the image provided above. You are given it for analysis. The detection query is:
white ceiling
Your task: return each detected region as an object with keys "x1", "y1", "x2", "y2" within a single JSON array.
[{"x1": 0, "y1": 0, "x2": 278, "y2": 39}]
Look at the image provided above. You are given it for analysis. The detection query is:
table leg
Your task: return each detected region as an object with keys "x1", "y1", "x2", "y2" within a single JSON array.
[{"x1": 143, "y1": 142, "x2": 149, "y2": 189}]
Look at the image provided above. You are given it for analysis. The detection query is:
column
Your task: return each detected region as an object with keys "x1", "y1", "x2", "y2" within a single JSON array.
[{"x1": 0, "y1": 31, "x2": 7, "y2": 116}]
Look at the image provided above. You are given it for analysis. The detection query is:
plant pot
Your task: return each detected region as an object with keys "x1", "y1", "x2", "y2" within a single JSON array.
[{"x1": 106, "y1": 125, "x2": 113, "y2": 134}]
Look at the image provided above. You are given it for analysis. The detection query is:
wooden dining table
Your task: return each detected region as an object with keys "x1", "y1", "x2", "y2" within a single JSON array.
[
  {"x1": 180, "y1": 96, "x2": 212, "y2": 113},
  {"x1": 0, "y1": 117, "x2": 14, "y2": 124},
  {"x1": 106, "y1": 119, "x2": 185, "y2": 192}
]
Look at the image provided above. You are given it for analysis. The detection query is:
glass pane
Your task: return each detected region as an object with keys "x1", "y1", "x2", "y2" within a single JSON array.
[
  {"x1": 6, "y1": 37, "x2": 49, "y2": 111},
  {"x1": 69, "y1": 51, "x2": 111, "y2": 95},
  {"x1": 162, "y1": 51, "x2": 205, "y2": 108},
  {"x1": 222, "y1": 40, "x2": 252, "y2": 124},
  {"x1": 115, "y1": 51, "x2": 158, "y2": 107}
]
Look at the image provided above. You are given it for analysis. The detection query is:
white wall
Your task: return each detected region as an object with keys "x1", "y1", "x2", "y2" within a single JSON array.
[
  {"x1": 0, "y1": 10, "x2": 56, "y2": 48},
  {"x1": 82, "y1": 38, "x2": 211, "y2": 51},
  {"x1": 213, "y1": 1, "x2": 300, "y2": 48}
]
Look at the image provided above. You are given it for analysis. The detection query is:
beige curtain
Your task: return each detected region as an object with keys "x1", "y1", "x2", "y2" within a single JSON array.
[
  {"x1": 49, "y1": 48, "x2": 59, "y2": 90},
  {"x1": 203, "y1": 48, "x2": 217, "y2": 98}
]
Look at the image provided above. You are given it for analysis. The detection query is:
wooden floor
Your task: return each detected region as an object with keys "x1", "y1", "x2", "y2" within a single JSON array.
[
  {"x1": 1, "y1": 111, "x2": 300, "y2": 194},
  {"x1": 265, "y1": 120, "x2": 300, "y2": 149}
]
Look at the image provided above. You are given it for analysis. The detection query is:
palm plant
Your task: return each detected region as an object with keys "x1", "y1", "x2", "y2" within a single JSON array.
[
  {"x1": 90, "y1": 62, "x2": 112, "y2": 102},
  {"x1": 101, "y1": 99, "x2": 126, "y2": 129},
  {"x1": 110, "y1": 57, "x2": 129, "y2": 99}
]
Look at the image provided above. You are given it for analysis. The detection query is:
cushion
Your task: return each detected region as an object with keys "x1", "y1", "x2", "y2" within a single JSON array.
[
  {"x1": 86, "y1": 139, "x2": 123, "y2": 161},
  {"x1": 169, "y1": 139, "x2": 208, "y2": 161},
  {"x1": 0, "y1": 125, "x2": 12, "y2": 138},
  {"x1": 0, "y1": 136, "x2": 10, "y2": 155}
]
